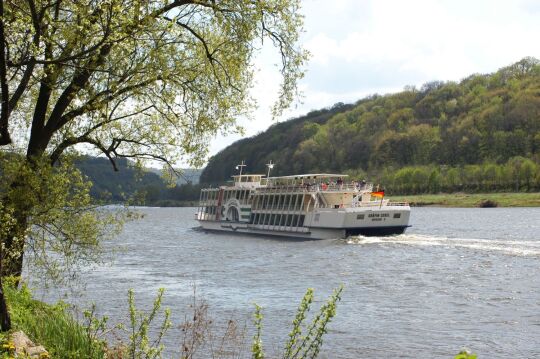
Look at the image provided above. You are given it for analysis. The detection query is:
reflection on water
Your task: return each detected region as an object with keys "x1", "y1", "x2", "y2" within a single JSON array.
[{"x1": 27, "y1": 207, "x2": 540, "y2": 358}]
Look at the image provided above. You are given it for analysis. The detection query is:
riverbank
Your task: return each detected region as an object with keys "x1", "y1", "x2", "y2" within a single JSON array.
[
  {"x1": 2, "y1": 280, "x2": 106, "y2": 358},
  {"x1": 390, "y1": 192, "x2": 540, "y2": 207}
]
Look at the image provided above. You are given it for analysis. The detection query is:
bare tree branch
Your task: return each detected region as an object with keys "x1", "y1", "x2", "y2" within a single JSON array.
[{"x1": 0, "y1": 0, "x2": 11, "y2": 145}]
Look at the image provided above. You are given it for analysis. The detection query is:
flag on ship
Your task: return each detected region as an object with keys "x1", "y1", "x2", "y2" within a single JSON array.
[{"x1": 371, "y1": 191, "x2": 385, "y2": 198}]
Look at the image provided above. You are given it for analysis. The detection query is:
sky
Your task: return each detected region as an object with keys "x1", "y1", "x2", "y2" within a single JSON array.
[{"x1": 206, "y1": 0, "x2": 540, "y2": 160}]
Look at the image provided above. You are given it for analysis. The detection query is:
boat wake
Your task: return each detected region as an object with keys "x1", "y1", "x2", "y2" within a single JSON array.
[{"x1": 345, "y1": 234, "x2": 540, "y2": 257}]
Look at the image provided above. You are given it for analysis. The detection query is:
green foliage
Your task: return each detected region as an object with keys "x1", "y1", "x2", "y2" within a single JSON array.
[
  {"x1": 454, "y1": 350, "x2": 477, "y2": 359},
  {"x1": 252, "y1": 304, "x2": 264, "y2": 359},
  {"x1": 202, "y1": 57, "x2": 540, "y2": 194},
  {"x1": 253, "y1": 285, "x2": 343, "y2": 359},
  {"x1": 379, "y1": 158, "x2": 540, "y2": 195},
  {"x1": 4, "y1": 278, "x2": 106, "y2": 358},
  {"x1": 124, "y1": 288, "x2": 171, "y2": 359},
  {"x1": 2, "y1": 0, "x2": 307, "y2": 166},
  {"x1": 0, "y1": 154, "x2": 129, "y2": 283}
]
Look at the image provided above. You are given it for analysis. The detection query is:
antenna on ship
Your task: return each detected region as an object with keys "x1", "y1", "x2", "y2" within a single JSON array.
[
  {"x1": 235, "y1": 160, "x2": 246, "y2": 176},
  {"x1": 266, "y1": 160, "x2": 275, "y2": 178}
]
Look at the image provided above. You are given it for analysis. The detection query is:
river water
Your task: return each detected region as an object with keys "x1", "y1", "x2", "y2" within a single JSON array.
[{"x1": 29, "y1": 207, "x2": 540, "y2": 358}]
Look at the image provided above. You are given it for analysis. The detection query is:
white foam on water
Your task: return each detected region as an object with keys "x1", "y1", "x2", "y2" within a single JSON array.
[{"x1": 346, "y1": 234, "x2": 540, "y2": 257}]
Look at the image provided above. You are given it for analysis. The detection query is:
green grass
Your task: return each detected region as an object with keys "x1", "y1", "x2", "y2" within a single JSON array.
[
  {"x1": 4, "y1": 280, "x2": 106, "y2": 359},
  {"x1": 390, "y1": 192, "x2": 540, "y2": 207}
]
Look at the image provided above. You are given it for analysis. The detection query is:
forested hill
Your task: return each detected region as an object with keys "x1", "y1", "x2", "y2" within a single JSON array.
[
  {"x1": 75, "y1": 156, "x2": 202, "y2": 205},
  {"x1": 201, "y1": 57, "x2": 540, "y2": 192},
  {"x1": 200, "y1": 102, "x2": 356, "y2": 182}
]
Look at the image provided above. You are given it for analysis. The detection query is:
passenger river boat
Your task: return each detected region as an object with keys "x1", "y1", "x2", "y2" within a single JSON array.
[{"x1": 196, "y1": 162, "x2": 411, "y2": 239}]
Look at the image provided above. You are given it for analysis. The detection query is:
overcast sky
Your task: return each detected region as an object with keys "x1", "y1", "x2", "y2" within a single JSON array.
[{"x1": 206, "y1": 0, "x2": 540, "y2": 160}]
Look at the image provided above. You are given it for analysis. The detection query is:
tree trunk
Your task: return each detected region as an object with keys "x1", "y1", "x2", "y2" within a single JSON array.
[{"x1": 0, "y1": 248, "x2": 12, "y2": 332}]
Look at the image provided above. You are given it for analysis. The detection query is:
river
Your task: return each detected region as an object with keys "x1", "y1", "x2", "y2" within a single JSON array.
[{"x1": 28, "y1": 207, "x2": 540, "y2": 358}]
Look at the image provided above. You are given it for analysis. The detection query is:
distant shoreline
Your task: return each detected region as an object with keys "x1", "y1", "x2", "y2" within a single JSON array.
[
  {"x1": 127, "y1": 192, "x2": 540, "y2": 208},
  {"x1": 390, "y1": 192, "x2": 540, "y2": 208}
]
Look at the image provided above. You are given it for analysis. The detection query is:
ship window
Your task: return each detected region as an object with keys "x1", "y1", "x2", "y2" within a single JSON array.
[
  {"x1": 357, "y1": 214, "x2": 364, "y2": 220},
  {"x1": 280, "y1": 215, "x2": 286, "y2": 226},
  {"x1": 393, "y1": 213, "x2": 401, "y2": 219},
  {"x1": 299, "y1": 215, "x2": 305, "y2": 227},
  {"x1": 285, "y1": 215, "x2": 292, "y2": 226}
]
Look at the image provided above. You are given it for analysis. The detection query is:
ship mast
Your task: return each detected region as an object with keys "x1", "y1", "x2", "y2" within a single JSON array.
[
  {"x1": 266, "y1": 160, "x2": 275, "y2": 178},
  {"x1": 235, "y1": 160, "x2": 246, "y2": 176}
]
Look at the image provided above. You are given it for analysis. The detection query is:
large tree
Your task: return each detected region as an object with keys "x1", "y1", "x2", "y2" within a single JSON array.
[{"x1": 0, "y1": 0, "x2": 307, "y2": 330}]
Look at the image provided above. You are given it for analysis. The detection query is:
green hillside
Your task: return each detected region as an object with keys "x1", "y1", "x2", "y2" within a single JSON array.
[
  {"x1": 75, "y1": 157, "x2": 201, "y2": 205},
  {"x1": 201, "y1": 58, "x2": 540, "y2": 194},
  {"x1": 200, "y1": 102, "x2": 356, "y2": 182}
]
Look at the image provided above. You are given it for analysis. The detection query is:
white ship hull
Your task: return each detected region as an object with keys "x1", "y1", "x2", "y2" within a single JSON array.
[{"x1": 198, "y1": 206, "x2": 410, "y2": 240}]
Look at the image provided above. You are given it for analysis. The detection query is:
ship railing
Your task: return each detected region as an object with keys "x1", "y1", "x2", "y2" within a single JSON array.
[
  {"x1": 258, "y1": 182, "x2": 373, "y2": 193},
  {"x1": 315, "y1": 201, "x2": 409, "y2": 209},
  {"x1": 385, "y1": 201, "x2": 409, "y2": 207},
  {"x1": 352, "y1": 201, "x2": 409, "y2": 208},
  {"x1": 313, "y1": 183, "x2": 359, "y2": 192}
]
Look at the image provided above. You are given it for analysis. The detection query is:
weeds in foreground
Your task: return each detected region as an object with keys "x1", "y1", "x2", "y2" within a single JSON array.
[
  {"x1": 4, "y1": 277, "x2": 106, "y2": 358},
  {"x1": 179, "y1": 287, "x2": 246, "y2": 359},
  {"x1": 454, "y1": 350, "x2": 477, "y2": 359},
  {"x1": 123, "y1": 288, "x2": 171, "y2": 359},
  {"x1": 252, "y1": 285, "x2": 343, "y2": 359},
  {"x1": 3, "y1": 281, "x2": 478, "y2": 358}
]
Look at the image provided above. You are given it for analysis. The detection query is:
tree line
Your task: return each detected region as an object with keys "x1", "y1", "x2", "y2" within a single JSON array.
[{"x1": 376, "y1": 157, "x2": 540, "y2": 195}]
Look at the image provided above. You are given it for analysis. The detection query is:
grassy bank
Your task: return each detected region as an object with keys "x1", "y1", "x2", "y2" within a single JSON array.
[
  {"x1": 389, "y1": 192, "x2": 540, "y2": 207},
  {"x1": 2, "y1": 280, "x2": 106, "y2": 359}
]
